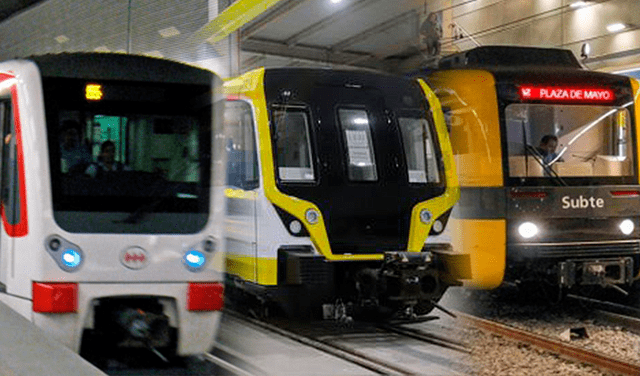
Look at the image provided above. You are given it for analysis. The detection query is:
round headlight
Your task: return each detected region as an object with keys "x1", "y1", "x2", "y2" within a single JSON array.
[
  {"x1": 620, "y1": 219, "x2": 634, "y2": 235},
  {"x1": 518, "y1": 222, "x2": 539, "y2": 239},
  {"x1": 432, "y1": 219, "x2": 444, "y2": 233},
  {"x1": 184, "y1": 249, "x2": 206, "y2": 271},
  {"x1": 420, "y1": 209, "x2": 433, "y2": 224},
  {"x1": 289, "y1": 220, "x2": 303, "y2": 234},
  {"x1": 61, "y1": 249, "x2": 82, "y2": 269},
  {"x1": 305, "y1": 208, "x2": 320, "y2": 225}
]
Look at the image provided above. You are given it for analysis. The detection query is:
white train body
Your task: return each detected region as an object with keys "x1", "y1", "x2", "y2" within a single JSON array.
[{"x1": 0, "y1": 53, "x2": 226, "y2": 356}]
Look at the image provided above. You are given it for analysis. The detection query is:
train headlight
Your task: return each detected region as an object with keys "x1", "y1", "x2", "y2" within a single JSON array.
[
  {"x1": 305, "y1": 208, "x2": 320, "y2": 225},
  {"x1": 420, "y1": 209, "x2": 433, "y2": 224},
  {"x1": 432, "y1": 219, "x2": 444, "y2": 233},
  {"x1": 619, "y1": 219, "x2": 634, "y2": 235},
  {"x1": 61, "y1": 249, "x2": 82, "y2": 269},
  {"x1": 184, "y1": 249, "x2": 206, "y2": 272},
  {"x1": 518, "y1": 222, "x2": 539, "y2": 239},
  {"x1": 289, "y1": 220, "x2": 303, "y2": 234}
]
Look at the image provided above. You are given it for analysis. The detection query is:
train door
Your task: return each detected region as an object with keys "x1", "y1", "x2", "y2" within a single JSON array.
[
  {"x1": 307, "y1": 85, "x2": 409, "y2": 253},
  {"x1": 224, "y1": 100, "x2": 259, "y2": 281},
  {"x1": 0, "y1": 82, "x2": 22, "y2": 294}
]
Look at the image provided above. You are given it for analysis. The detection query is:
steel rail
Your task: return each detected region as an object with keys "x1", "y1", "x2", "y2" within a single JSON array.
[{"x1": 458, "y1": 312, "x2": 640, "y2": 376}]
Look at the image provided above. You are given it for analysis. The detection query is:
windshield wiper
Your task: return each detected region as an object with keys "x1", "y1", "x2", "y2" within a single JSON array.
[{"x1": 524, "y1": 144, "x2": 567, "y2": 186}]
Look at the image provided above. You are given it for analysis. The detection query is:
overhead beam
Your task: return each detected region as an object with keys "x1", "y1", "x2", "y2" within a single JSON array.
[
  {"x1": 285, "y1": 0, "x2": 382, "y2": 47},
  {"x1": 193, "y1": 0, "x2": 286, "y2": 44},
  {"x1": 331, "y1": 10, "x2": 418, "y2": 52},
  {"x1": 241, "y1": 0, "x2": 309, "y2": 40},
  {"x1": 242, "y1": 37, "x2": 383, "y2": 70}
]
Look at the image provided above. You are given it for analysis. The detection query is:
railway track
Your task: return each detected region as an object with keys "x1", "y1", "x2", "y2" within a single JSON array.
[
  {"x1": 226, "y1": 310, "x2": 470, "y2": 375},
  {"x1": 459, "y1": 311, "x2": 640, "y2": 376}
]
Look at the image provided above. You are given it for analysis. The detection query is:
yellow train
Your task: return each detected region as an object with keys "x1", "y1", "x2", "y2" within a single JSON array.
[
  {"x1": 223, "y1": 67, "x2": 468, "y2": 319},
  {"x1": 421, "y1": 46, "x2": 640, "y2": 294}
]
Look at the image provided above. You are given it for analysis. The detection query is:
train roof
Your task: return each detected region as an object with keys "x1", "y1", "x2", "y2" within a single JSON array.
[
  {"x1": 26, "y1": 53, "x2": 214, "y2": 85},
  {"x1": 263, "y1": 67, "x2": 409, "y2": 87},
  {"x1": 437, "y1": 46, "x2": 583, "y2": 70}
]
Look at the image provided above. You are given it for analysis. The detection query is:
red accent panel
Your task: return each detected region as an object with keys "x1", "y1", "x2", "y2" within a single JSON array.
[
  {"x1": 187, "y1": 282, "x2": 224, "y2": 311},
  {"x1": 519, "y1": 85, "x2": 615, "y2": 103},
  {"x1": 611, "y1": 190, "x2": 640, "y2": 197},
  {"x1": 0, "y1": 74, "x2": 28, "y2": 237},
  {"x1": 32, "y1": 282, "x2": 78, "y2": 313}
]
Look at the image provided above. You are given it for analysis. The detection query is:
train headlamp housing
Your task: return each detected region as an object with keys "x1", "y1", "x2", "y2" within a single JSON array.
[
  {"x1": 619, "y1": 219, "x2": 634, "y2": 235},
  {"x1": 45, "y1": 236, "x2": 84, "y2": 272},
  {"x1": 183, "y1": 249, "x2": 206, "y2": 272},
  {"x1": 518, "y1": 222, "x2": 539, "y2": 239},
  {"x1": 429, "y1": 210, "x2": 452, "y2": 235},
  {"x1": 420, "y1": 209, "x2": 433, "y2": 224},
  {"x1": 305, "y1": 208, "x2": 320, "y2": 225}
]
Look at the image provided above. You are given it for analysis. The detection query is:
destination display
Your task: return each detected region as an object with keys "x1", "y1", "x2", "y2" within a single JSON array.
[{"x1": 518, "y1": 86, "x2": 615, "y2": 102}]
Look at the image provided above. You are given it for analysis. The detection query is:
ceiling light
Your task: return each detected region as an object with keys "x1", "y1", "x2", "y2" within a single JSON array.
[
  {"x1": 158, "y1": 26, "x2": 181, "y2": 38},
  {"x1": 330, "y1": 0, "x2": 342, "y2": 3},
  {"x1": 570, "y1": 1, "x2": 588, "y2": 8},
  {"x1": 607, "y1": 23, "x2": 627, "y2": 33},
  {"x1": 55, "y1": 35, "x2": 69, "y2": 44}
]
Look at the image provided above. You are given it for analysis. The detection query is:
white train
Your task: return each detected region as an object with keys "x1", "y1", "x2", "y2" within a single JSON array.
[{"x1": 0, "y1": 53, "x2": 226, "y2": 358}]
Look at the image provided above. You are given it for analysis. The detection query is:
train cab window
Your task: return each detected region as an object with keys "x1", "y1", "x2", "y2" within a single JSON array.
[
  {"x1": 224, "y1": 101, "x2": 258, "y2": 190},
  {"x1": 505, "y1": 104, "x2": 634, "y2": 179},
  {"x1": 0, "y1": 99, "x2": 20, "y2": 226},
  {"x1": 43, "y1": 77, "x2": 212, "y2": 234},
  {"x1": 338, "y1": 108, "x2": 378, "y2": 182},
  {"x1": 398, "y1": 116, "x2": 440, "y2": 184},
  {"x1": 272, "y1": 105, "x2": 315, "y2": 182}
]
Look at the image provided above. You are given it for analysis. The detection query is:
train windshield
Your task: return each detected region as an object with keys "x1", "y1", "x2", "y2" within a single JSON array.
[
  {"x1": 505, "y1": 104, "x2": 634, "y2": 183},
  {"x1": 43, "y1": 78, "x2": 212, "y2": 234}
]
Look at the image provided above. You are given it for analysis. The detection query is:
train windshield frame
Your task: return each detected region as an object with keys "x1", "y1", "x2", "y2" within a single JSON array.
[
  {"x1": 43, "y1": 77, "x2": 213, "y2": 234},
  {"x1": 504, "y1": 103, "x2": 637, "y2": 186}
]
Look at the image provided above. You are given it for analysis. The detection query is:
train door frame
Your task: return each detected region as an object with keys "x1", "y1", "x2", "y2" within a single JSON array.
[{"x1": 225, "y1": 98, "x2": 260, "y2": 282}]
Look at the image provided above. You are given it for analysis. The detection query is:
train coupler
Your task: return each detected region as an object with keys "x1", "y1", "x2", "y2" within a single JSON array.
[{"x1": 558, "y1": 257, "x2": 634, "y2": 290}]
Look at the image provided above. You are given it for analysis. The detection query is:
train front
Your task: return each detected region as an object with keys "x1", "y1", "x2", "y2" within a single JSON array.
[
  {"x1": 23, "y1": 54, "x2": 224, "y2": 356},
  {"x1": 498, "y1": 69, "x2": 640, "y2": 293},
  {"x1": 427, "y1": 46, "x2": 640, "y2": 294},
  {"x1": 225, "y1": 68, "x2": 466, "y2": 319}
]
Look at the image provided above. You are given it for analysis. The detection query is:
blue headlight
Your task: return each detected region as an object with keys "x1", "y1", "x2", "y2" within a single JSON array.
[
  {"x1": 184, "y1": 250, "x2": 206, "y2": 271},
  {"x1": 61, "y1": 249, "x2": 82, "y2": 269}
]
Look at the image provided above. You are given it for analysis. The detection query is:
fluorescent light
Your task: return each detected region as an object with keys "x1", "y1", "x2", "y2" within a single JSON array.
[
  {"x1": 570, "y1": 1, "x2": 588, "y2": 8},
  {"x1": 607, "y1": 23, "x2": 627, "y2": 33},
  {"x1": 330, "y1": 0, "x2": 342, "y2": 3},
  {"x1": 158, "y1": 26, "x2": 181, "y2": 38},
  {"x1": 55, "y1": 35, "x2": 69, "y2": 44}
]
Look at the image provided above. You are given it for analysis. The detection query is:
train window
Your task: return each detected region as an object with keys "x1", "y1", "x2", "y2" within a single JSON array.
[
  {"x1": 398, "y1": 117, "x2": 440, "y2": 184},
  {"x1": 272, "y1": 105, "x2": 315, "y2": 182},
  {"x1": 224, "y1": 101, "x2": 258, "y2": 190},
  {"x1": 505, "y1": 104, "x2": 634, "y2": 178},
  {"x1": 0, "y1": 99, "x2": 20, "y2": 225},
  {"x1": 43, "y1": 77, "x2": 212, "y2": 234},
  {"x1": 338, "y1": 108, "x2": 378, "y2": 182}
]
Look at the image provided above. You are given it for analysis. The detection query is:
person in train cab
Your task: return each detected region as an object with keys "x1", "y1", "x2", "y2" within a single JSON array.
[
  {"x1": 537, "y1": 134, "x2": 563, "y2": 164},
  {"x1": 85, "y1": 140, "x2": 130, "y2": 178},
  {"x1": 60, "y1": 120, "x2": 91, "y2": 173}
]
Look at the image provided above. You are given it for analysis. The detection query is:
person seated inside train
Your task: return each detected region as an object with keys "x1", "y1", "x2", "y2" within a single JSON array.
[
  {"x1": 537, "y1": 134, "x2": 563, "y2": 164},
  {"x1": 85, "y1": 140, "x2": 131, "y2": 178},
  {"x1": 60, "y1": 120, "x2": 91, "y2": 173}
]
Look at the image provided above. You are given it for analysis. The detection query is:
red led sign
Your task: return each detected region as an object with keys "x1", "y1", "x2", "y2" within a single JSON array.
[{"x1": 519, "y1": 86, "x2": 615, "y2": 103}]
